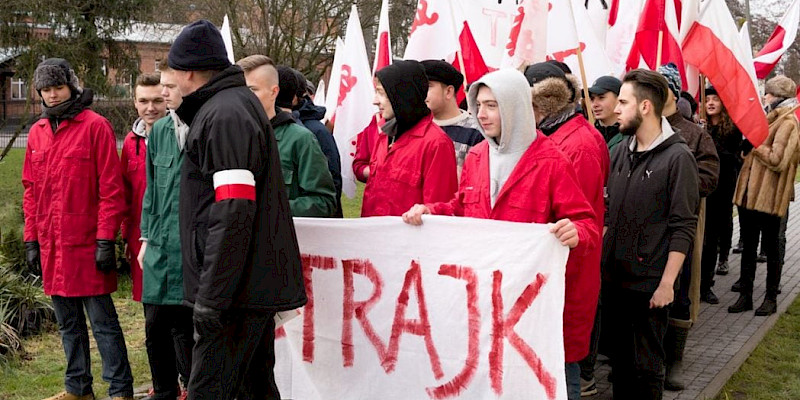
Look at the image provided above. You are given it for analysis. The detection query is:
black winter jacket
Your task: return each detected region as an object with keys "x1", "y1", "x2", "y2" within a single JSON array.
[
  {"x1": 603, "y1": 129, "x2": 699, "y2": 293},
  {"x1": 177, "y1": 65, "x2": 307, "y2": 311}
]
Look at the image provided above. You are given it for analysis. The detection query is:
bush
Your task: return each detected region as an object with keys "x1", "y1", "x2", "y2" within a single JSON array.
[{"x1": 91, "y1": 99, "x2": 138, "y2": 141}]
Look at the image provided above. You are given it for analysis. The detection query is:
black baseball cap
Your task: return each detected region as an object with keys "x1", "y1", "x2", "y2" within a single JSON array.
[{"x1": 588, "y1": 76, "x2": 622, "y2": 96}]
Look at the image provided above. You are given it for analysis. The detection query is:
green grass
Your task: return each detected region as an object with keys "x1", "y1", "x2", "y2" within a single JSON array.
[
  {"x1": 0, "y1": 275, "x2": 149, "y2": 400},
  {"x1": 715, "y1": 295, "x2": 800, "y2": 400},
  {"x1": 341, "y1": 181, "x2": 365, "y2": 218},
  {"x1": 0, "y1": 149, "x2": 24, "y2": 207}
]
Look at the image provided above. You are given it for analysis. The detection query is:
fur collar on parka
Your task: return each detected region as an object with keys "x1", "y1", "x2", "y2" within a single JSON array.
[{"x1": 734, "y1": 104, "x2": 800, "y2": 217}]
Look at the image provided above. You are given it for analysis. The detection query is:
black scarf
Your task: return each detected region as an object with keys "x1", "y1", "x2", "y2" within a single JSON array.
[{"x1": 41, "y1": 89, "x2": 94, "y2": 133}]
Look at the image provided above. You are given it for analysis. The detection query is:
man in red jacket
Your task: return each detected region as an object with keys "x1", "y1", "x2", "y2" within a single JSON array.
[
  {"x1": 361, "y1": 60, "x2": 458, "y2": 217},
  {"x1": 23, "y1": 58, "x2": 133, "y2": 400},
  {"x1": 402, "y1": 69, "x2": 599, "y2": 399},
  {"x1": 525, "y1": 62, "x2": 609, "y2": 400},
  {"x1": 120, "y1": 72, "x2": 166, "y2": 302}
]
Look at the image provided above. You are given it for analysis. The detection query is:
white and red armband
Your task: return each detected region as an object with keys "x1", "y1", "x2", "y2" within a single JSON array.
[{"x1": 213, "y1": 169, "x2": 256, "y2": 201}]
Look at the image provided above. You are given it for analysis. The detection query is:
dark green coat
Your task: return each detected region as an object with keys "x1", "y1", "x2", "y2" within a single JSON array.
[
  {"x1": 140, "y1": 113, "x2": 185, "y2": 305},
  {"x1": 272, "y1": 110, "x2": 337, "y2": 217}
]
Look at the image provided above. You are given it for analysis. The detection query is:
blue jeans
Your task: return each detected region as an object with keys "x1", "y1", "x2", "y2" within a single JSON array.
[
  {"x1": 565, "y1": 362, "x2": 581, "y2": 400},
  {"x1": 52, "y1": 295, "x2": 134, "y2": 398}
]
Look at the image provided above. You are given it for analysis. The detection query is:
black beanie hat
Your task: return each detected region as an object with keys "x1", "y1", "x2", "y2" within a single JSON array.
[
  {"x1": 291, "y1": 68, "x2": 308, "y2": 99},
  {"x1": 34, "y1": 58, "x2": 81, "y2": 95},
  {"x1": 705, "y1": 86, "x2": 718, "y2": 97},
  {"x1": 524, "y1": 62, "x2": 566, "y2": 86},
  {"x1": 168, "y1": 20, "x2": 232, "y2": 71},
  {"x1": 421, "y1": 59, "x2": 464, "y2": 91},
  {"x1": 276, "y1": 65, "x2": 298, "y2": 109}
]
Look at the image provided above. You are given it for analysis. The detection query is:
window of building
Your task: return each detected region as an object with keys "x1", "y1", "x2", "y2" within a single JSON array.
[{"x1": 11, "y1": 77, "x2": 27, "y2": 100}]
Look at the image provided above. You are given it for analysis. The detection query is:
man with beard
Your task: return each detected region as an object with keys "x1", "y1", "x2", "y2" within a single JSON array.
[{"x1": 603, "y1": 69, "x2": 699, "y2": 399}]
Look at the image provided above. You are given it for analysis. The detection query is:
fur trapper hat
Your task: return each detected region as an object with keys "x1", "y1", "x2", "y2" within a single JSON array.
[
  {"x1": 33, "y1": 58, "x2": 81, "y2": 94},
  {"x1": 765, "y1": 75, "x2": 797, "y2": 100},
  {"x1": 531, "y1": 77, "x2": 575, "y2": 118}
]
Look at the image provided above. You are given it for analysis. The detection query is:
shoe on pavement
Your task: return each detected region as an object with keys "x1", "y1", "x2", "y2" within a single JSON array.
[
  {"x1": 42, "y1": 392, "x2": 94, "y2": 400},
  {"x1": 728, "y1": 295, "x2": 753, "y2": 313},
  {"x1": 731, "y1": 280, "x2": 741, "y2": 292},
  {"x1": 580, "y1": 377, "x2": 597, "y2": 396},
  {"x1": 732, "y1": 242, "x2": 744, "y2": 254},
  {"x1": 757, "y1": 253, "x2": 767, "y2": 263},
  {"x1": 755, "y1": 299, "x2": 777, "y2": 316},
  {"x1": 716, "y1": 260, "x2": 729, "y2": 275},
  {"x1": 701, "y1": 290, "x2": 720, "y2": 304}
]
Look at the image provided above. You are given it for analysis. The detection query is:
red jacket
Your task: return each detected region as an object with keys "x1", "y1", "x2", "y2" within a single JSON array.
[
  {"x1": 428, "y1": 132, "x2": 600, "y2": 362},
  {"x1": 361, "y1": 114, "x2": 458, "y2": 217},
  {"x1": 353, "y1": 118, "x2": 379, "y2": 183},
  {"x1": 546, "y1": 116, "x2": 610, "y2": 362},
  {"x1": 22, "y1": 109, "x2": 126, "y2": 297},
  {"x1": 120, "y1": 129, "x2": 147, "y2": 301}
]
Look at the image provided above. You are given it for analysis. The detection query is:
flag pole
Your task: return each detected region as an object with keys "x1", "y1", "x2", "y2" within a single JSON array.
[
  {"x1": 575, "y1": 45, "x2": 596, "y2": 125},
  {"x1": 699, "y1": 74, "x2": 707, "y2": 123},
  {"x1": 656, "y1": 30, "x2": 664, "y2": 67}
]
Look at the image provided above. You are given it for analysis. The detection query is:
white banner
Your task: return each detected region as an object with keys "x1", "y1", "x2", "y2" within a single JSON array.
[{"x1": 275, "y1": 216, "x2": 569, "y2": 400}]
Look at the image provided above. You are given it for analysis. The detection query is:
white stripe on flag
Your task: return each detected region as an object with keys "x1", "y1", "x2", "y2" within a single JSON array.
[{"x1": 213, "y1": 169, "x2": 255, "y2": 189}]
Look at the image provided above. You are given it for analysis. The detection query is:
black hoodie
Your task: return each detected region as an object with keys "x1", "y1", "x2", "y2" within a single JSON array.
[
  {"x1": 603, "y1": 127, "x2": 699, "y2": 293},
  {"x1": 177, "y1": 65, "x2": 306, "y2": 311},
  {"x1": 375, "y1": 60, "x2": 431, "y2": 137}
]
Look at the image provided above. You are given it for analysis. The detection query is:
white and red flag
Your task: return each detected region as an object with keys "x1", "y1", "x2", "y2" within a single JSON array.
[
  {"x1": 313, "y1": 79, "x2": 326, "y2": 107},
  {"x1": 753, "y1": 0, "x2": 800, "y2": 79},
  {"x1": 546, "y1": 1, "x2": 614, "y2": 84},
  {"x1": 333, "y1": 6, "x2": 376, "y2": 198},
  {"x1": 682, "y1": 0, "x2": 768, "y2": 147},
  {"x1": 626, "y1": 0, "x2": 686, "y2": 86},
  {"x1": 606, "y1": 0, "x2": 645, "y2": 77},
  {"x1": 324, "y1": 37, "x2": 345, "y2": 123},
  {"x1": 373, "y1": 0, "x2": 393, "y2": 74},
  {"x1": 403, "y1": 0, "x2": 460, "y2": 62},
  {"x1": 500, "y1": 0, "x2": 548, "y2": 70}
]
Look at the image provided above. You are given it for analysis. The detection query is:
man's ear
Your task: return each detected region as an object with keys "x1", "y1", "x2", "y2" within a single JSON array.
[
  {"x1": 445, "y1": 84, "x2": 456, "y2": 100},
  {"x1": 640, "y1": 99, "x2": 652, "y2": 117},
  {"x1": 270, "y1": 84, "x2": 280, "y2": 100}
]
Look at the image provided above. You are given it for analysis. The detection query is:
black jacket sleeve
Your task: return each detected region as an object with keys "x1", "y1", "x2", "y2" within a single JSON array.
[
  {"x1": 197, "y1": 112, "x2": 265, "y2": 310},
  {"x1": 667, "y1": 150, "x2": 700, "y2": 255}
]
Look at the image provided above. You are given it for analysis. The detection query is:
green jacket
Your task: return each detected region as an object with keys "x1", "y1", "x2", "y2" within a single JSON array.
[
  {"x1": 140, "y1": 113, "x2": 186, "y2": 305},
  {"x1": 272, "y1": 111, "x2": 337, "y2": 217},
  {"x1": 607, "y1": 132, "x2": 626, "y2": 153}
]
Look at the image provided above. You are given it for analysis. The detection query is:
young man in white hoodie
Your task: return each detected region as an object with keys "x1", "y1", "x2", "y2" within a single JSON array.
[{"x1": 402, "y1": 68, "x2": 599, "y2": 400}]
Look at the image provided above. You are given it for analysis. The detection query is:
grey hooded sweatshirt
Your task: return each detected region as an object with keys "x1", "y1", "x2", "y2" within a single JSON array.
[{"x1": 467, "y1": 69, "x2": 536, "y2": 206}]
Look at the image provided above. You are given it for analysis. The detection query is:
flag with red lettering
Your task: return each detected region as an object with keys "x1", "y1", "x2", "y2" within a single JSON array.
[
  {"x1": 275, "y1": 216, "x2": 569, "y2": 400},
  {"x1": 333, "y1": 6, "x2": 376, "y2": 197},
  {"x1": 324, "y1": 37, "x2": 345, "y2": 123},
  {"x1": 606, "y1": 0, "x2": 645, "y2": 77},
  {"x1": 500, "y1": 0, "x2": 548, "y2": 69},
  {"x1": 547, "y1": 1, "x2": 614, "y2": 84},
  {"x1": 682, "y1": 0, "x2": 768, "y2": 147},
  {"x1": 404, "y1": 0, "x2": 461, "y2": 62},
  {"x1": 753, "y1": 0, "x2": 800, "y2": 79}
]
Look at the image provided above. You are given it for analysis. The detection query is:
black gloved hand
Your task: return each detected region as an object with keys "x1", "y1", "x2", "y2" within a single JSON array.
[
  {"x1": 95, "y1": 239, "x2": 117, "y2": 273},
  {"x1": 193, "y1": 302, "x2": 224, "y2": 333},
  {"x1": 25, "y1": 241, "x2": 41, "y2": 275}
]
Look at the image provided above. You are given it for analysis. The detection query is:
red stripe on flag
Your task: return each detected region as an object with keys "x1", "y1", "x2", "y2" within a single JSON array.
[
  {"x1": 754, "y1": 26, "x2": 787, "y2": 79},
  {"x1": 683, "y1": 23, "x2": 769, "y2": 147},
  {"x1": 215, "y1": 184, "x2": 256, "y2": 202}
]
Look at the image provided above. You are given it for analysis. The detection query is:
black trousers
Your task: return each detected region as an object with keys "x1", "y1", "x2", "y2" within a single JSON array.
[
  {"x1": 188, "y1": 309, "x2": 278, "y2": 400},
  {"x1": 738, "y1": 207, "x2": 782, "y2": 299},
  {"x1": 144, "y1": 303, "x2": 194, "y2": 399},
  {"x1": 606, "y1": 287, "x2": 669, "y2": 400},
  {"x1": 700, "y1": 174, "x2": 736, "y2": 293}
]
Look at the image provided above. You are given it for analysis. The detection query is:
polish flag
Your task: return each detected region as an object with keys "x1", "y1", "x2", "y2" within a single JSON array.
[
  {"x1": 452, "y1": 21, "x2": 491, "y2": 84},
  {"x1": 373, "y1": 0, "x2": 392, "y2": 74},
  {"x1": 682, "y1": 0, "x2": 768, "y2": 147},
  {"x1": 333, "y1": 6, "x2": 377, "y2": 197},
  {"x1": 626, "y1": 0, "x2": 687, "y2": 87},
  {"x1": 753, "y1": 0, "x2": 800, "y2": 79},
  {"x1": 738, "y1": 22, "x2": 759, "y2": 92},
  {"x1": 324, "y1": 37, "x2": 345, "y2": 123},
  {"x1": 679, "y1": 0, "x2": 701, "y2": 97},
  {"x1": 500, "y1": 0, "x2": 548, "y2": 70},
  {"x1": 547, "y1": 1, "x2": 615, "y2": 84}
]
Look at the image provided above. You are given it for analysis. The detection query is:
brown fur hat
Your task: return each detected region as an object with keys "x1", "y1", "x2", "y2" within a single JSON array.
[
  {"x1": 765, "y1": 75, "x2": 797, "y2": 100},
  {"x1": 531, "y1": 76, "x2": 574, "y2": 118}
]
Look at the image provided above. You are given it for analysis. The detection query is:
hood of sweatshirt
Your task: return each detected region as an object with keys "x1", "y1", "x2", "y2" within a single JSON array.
[
  {"x1": 294, "y1": 98, "x2": 326, "y2": 122},
  {"x1": 375, "y1": 60, "x2": 431, "y2": 136},
  {"x1": 467, "y1": 69, "x2": 537, "y2": 206},
  {"x1": 131, "y1": 117, "x2": 148, "y2": 138}
]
